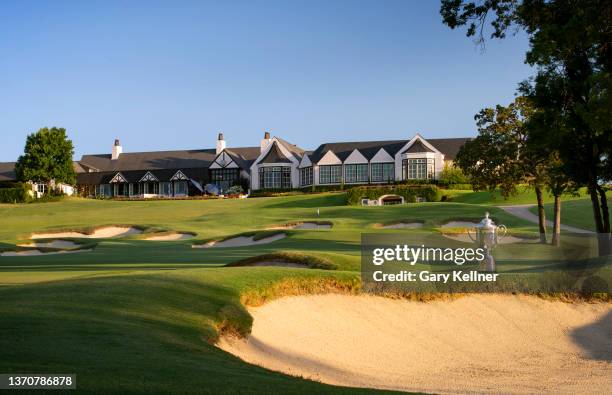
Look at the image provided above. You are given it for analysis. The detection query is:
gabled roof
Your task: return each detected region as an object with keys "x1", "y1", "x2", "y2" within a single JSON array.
[
  {"x1": 403, "y1": 140, "x2": 434, "y2": 154},
  {"x1": 76, "y1": 167, "x2": 208, "y2": 185},
  {"x1": 309, "y1": 137, "x2": 471, "y2": 163},
  {"x1": 259, "y1": 141, "x2": 292, "y2": 164},
  {"x1": 276, "y1": 137, "x2": 305, "y2": 158},
  {"x1": 79, "y1": 149, "x2": 219, "y2": 172},
  {"x1": 0, "y1": 162, "x2": 16, "y2": 182},
  {"x1": 222, "y1": 147, "x2": 261, "y2": 169}
]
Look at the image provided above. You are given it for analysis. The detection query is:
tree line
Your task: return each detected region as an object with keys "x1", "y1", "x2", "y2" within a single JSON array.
[{"x1": 441, "y1": 0, "x2": 610, "y2": 255}]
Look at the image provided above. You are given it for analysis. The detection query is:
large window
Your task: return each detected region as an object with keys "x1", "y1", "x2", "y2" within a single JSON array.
[
  {"x1": 160, "y1": 182, "x2": 172, "y2": 196},
  {"x1": 371, "y1": 163, "x2": 395, "y2": 182},
  {"x1": 319, "y1": 165, "x2": 342, "y2": 184},
  {"x1": 300, "y1": 167, "x2": 313, "y2": 186},
  {"x1": 403, "y1": 158, "x2": 434, "y2": 180},
  {"x1": 344, "y1": 164, "x2": 369, "y2": 183},
  {"x1": 259, "y1": 166, "x2": 292, "y2": 189},
  {"x1": 211, "y1": 168, "x2": 239, "y2": 184},
  {"x1": 174, "y1": 181, "x2": 188, "y2": 196},
  {"x1": 96, "y1": 184, "x2": 111, "y2": 197}
]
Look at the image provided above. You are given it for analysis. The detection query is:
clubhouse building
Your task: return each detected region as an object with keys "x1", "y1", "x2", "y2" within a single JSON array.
[{"x1": 1, "y1": 132, "x2": 470, "y2": 198}]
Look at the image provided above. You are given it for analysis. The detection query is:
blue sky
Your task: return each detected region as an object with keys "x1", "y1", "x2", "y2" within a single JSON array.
[{"x1": 0, "y1": 0, "x2": 531, "y2": 161}]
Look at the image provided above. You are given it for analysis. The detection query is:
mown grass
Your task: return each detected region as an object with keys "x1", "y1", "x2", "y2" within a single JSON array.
[
  {"x1": 529, "y1": 193, "x2": 612, "y2": 232},
  {"x1": 445, "y1": 186, "x2": 592, "y2": 206},
  {"x1": 0, "y1": 192, "x2": 589, "y2": 393}
]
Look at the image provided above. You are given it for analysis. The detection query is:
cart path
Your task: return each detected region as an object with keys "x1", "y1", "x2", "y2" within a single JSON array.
[{"x1": 499, "y1": 204, "x2": 593, "y2": 234}]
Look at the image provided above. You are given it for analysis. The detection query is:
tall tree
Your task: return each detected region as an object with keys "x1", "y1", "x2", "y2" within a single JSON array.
[
  {"x1": 15, "y1": 127, "x2": 76, "y2": 188},
  {"x1": 441, "y1": 0, "x2": 611, "y2": 255},
  {"x1": 455, "y1": 97, "x2": 549, "y2": 242}
]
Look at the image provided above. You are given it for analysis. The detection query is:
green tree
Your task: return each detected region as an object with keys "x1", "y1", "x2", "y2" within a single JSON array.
[
  {"x1": 15, "y1": 127, "x2": 76, "y2": 189},
  {"x1": 439, "y1": 162, "x2": 470, "y2": 185},
  {"x1": 441, "y1": 0, "x2": 611, "y2": 255},
  {"x1": 455, "y1": 97, "x2": 549, "y2": 242}
]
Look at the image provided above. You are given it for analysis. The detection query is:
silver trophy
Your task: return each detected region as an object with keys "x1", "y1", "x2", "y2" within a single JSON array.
[{"x1": 468, "y1": 212, "x2": 507, "y2": 272}]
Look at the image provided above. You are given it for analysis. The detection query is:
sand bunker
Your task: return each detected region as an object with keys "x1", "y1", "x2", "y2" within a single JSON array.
[
  {"x1": 268, "y1": 222, "x2": 332, "y2": 230},
  {"x1": 18, "y1": 240, "x2": 81, "y2": 249},
  {"x1": 1, "y1": 249, "x2": 91, "y2": 257},
  {"x1": 441, "y1": 221, "x2": 479, "y2": 228},
  {"x1": 194, "y1": 233, "x2": 286, "y2": 249},
  {"x1": 379, "y1": 222, "x2": 424, "y2": 229},
  {"x1": 143, "y1": 233, "x2": 195, "y2": 241},
  {"x1": 31, "y1": 226, "x2": 142, "y2": 239},
  {"x1": 218, "y1": 294, "x2": 611, "y2": 394}
]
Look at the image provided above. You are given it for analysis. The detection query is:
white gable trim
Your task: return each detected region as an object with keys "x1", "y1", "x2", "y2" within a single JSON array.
[
  {"x1": 139, "y1": 171, "x2": 159, "y2": 182},
  {"x1": 344, "y1": 149, "x2": 368, "y2": 164},
  {"x1": 317, "y1": 150, "x2": 342, "y2": 165},
  {"x1": 170, "y1": 170, "x2": 188, "y2": 181},
  {"x1": 209, "y1": 162, "x2": 222, "y2": 169},
  {"x1": 370, "y1": 148, "x2": 394, "y2": 163},
  {"x1": 212, "y1": 151, "x2": 238, "y2": 169},
  {"x1": 299, "y1": 154, "x2": 312, "y2": 168},
  {"x1": 110, "y1": 172, "x2": 127, "y2": 183},
  {"x1": 397, "y1": 134, "x2": 441, "y2": 156},
  {"x1": 252, "y1": 137, "x2": 300, "y2": 167}
]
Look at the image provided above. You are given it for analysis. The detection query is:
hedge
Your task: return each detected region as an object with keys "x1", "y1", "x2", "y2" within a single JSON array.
[
  {"x1": 0, "y1": 185, "x2": 31, "y2": 203},
  {"x1": 346, "y1": 184, "x2": 440, "y2": 205}
]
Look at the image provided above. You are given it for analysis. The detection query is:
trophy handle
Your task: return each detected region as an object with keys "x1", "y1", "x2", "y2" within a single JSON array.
[
  {"x1": 467, "y1": 227, "x2": 478, "y2": 242},
  {"x1": 497, "y1": 225, "x2": 508, "y2": 238}
]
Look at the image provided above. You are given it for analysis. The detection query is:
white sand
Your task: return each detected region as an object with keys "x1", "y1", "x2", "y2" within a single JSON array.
[
  {"x1": 143, "y1": 233, "x2": 195, "y2": 241},
  {"x1": 31, "y1": 226, "x2": 142, "y2": 239},
  {"x1": 441, "y1": 221, "x2": 479, "y2": 228},
  {"x1": 194, "y1": 233, "x2": 286, "y2": 248},
  {"x1": 380, "y1": 222, "x2": 424, "y2": 229},
  {"x1": 18, "y1": 240, "x2": 81, "y2": 249},
  {"x1": 218, "y1": 294, "x2": 612, "y2": 394},
  {"x1": 268, "y1": 222, "x2": 332, "y2": 230},
  {"x1": 1, "y1": 249, "x2": 91, "y2": 257}
]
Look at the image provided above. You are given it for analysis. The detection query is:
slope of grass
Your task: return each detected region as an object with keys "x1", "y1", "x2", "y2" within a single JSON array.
[
  {"x1": 0, "y1": 193, "x2": 546, "y2": 393},
  {"x1": 446, "y1": 186, "x2": 591, "y2": 206}
]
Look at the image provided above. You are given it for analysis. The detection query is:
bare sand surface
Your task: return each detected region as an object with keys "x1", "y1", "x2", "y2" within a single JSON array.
[
  {"x1": 268, "y1": 222, "x2": 332, "y2": 230},
  {"x1": 194, "y1": 233, "x2": 286, "y2": 248},
  {"x1": 218, "y1": 294, "x2": 612, "y2": 394},
  {"x1": 18, "y1": 240, "x2": 81, "y2": 249},
  {"x1": 441, "y1": 221, "x2": 479, "y2": 228},
  {"x1": 31, "y1": 226, "x2": 142, "y2": 239},
  {"x1": 1, "y1": 249, "x2": 92, "y2": 257},
  {"x1": 143, "y1": 233, "x2": 194, "y2": 241},
  {"x1": 380, "y1": 222, "x2": 424, "y2": 229}
]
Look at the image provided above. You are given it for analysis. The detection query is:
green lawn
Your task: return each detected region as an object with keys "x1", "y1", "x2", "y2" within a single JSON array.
[
  {"x1": 529, "y1": 198, "x2": 596, "y2": 232},
  {"x1": 445, "y1": 186, "x2": 593, "y2": 206},
  {"x1": 0, "y1": 193, "x2": 598, "y2": 393}
]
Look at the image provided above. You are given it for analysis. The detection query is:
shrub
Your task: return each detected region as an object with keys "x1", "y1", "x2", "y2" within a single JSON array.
[
  {"x1": 0, "y1": 184, "x2": 31, "y2": 203},
  {"x1": 439, "y1": 163, "x2": 470, "y2": 185},
  {"x1": 226, "y1": 185, "x2": 244, "y2": 195},
  {"x1": 346, "y1": 184, "x2": 440, "y2": 205}
]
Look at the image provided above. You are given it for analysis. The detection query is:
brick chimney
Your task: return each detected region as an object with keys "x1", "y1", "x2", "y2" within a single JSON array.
[
  {"x1": 216, "y1": 132, "x2": 226, "y2": 155},
  {"x1": 112, "y1": 139, "x2": 122, "y2": 160}
]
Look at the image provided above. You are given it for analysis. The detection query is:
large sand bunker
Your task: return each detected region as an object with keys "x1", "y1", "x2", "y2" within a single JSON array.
[
  {"x1": 218, "y1": 294, "x2": 611, "y2": 394},
  {"x1": 441, "y1": 220, "x2": 479, "y2": 228},
  {"x1": 194, "y1": 233, "x2": 286, "y2": 248},
  {"x1": 143, "y1": 232, "x2": 195, "y2": 241},
  {"x1": 31, "y1": 226, "x2": 142, "y2": 239},
  {"x1": 18, "y1": 240, "x2": 81, "y2": 249}
]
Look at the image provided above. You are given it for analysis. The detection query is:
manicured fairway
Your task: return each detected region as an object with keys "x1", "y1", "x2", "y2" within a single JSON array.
[{"x1": 0, "y1": 193, "x2": 598, "y2": 393}]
